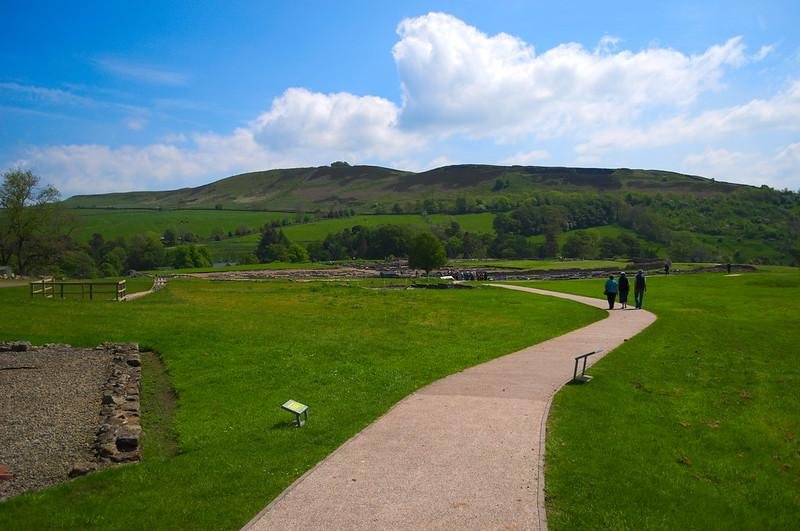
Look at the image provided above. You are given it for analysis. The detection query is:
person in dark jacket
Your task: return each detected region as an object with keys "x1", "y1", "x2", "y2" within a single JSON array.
[
  {"x1": 604, "y1": 274, "x2": 618, "y2": 309},
  {"x1": 618, "y1": 272, "x2": 630, "y2": 309},
  {"x1": 634, "y1": 270, "x2": 646, "y2": 309}
]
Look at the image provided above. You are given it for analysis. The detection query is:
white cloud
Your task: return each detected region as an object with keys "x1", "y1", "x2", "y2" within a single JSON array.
[
  {"x1": 0, "y1": 82, "x2": 146, "y2": 116},
  {"x1": 250, "y1": 88, "x2": 420, "y2": 159},
  {"x1": 595, "y1": 35, "x2": 622, "y2": 54},
  {"x1": 15, "y1": 129, "x2": 274, "y2": 196},
  {"x1": 579, "y1": 80, "x2": 800, "y2": 154},
  {"x1": 393, "y1": 12, "x2": 746, "y2": 138},
  {"x1": 91, "y1": 57, "x2": 188, "y2": 86},
  {"x1": 159, "y1": 133, "x2": 188, "y2": 144},
  {"x1": 0, "y1": 82, "x2": 96, "y2": 107},
  {"x1": 8, "y1": 12, "x2": 798, "y2": 193},
  {"x1": 502, "y1": 149, "x2": 549, "y2": 165},
  {"x1": 682, "y1": 143, "x2": 800, "y2": 189},
  {"x1": 125, "y1": 117, "x2": 147, "y2": 131},
  {"x1": 753, "y1": 44, "x2": 774, "y2": 61}
]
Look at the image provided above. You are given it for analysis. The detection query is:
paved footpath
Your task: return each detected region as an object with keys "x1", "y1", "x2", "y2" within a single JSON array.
[{"x1": 245, "y1": 285, "x2": 656, "y2": 531}]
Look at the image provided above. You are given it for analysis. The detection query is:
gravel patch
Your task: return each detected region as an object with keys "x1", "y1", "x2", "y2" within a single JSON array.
[{"x1": 0, "y1": 344, "x2": 112, "y2": 500}]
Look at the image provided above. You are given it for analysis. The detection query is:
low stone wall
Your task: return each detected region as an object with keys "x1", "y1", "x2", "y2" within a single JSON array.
[
  {"x1": 0, "y1": 341, "x2": 144, "y2": 498},
  {"x1": 94, "y1": 344, "x2": 142, "y2": 467}
]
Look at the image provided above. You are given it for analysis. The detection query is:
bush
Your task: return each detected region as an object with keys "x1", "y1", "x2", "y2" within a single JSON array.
[{"x1": 173, "y1": 245, "x2": 212, "y2": 269}]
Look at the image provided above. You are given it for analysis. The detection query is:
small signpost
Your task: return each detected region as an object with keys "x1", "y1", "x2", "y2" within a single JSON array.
[
  {"x1": 571, "y1": 349, "x2": 603, "y2": 383},
  {"x1": 281, "y1": 399, "x2": 309, "y2": 427}
]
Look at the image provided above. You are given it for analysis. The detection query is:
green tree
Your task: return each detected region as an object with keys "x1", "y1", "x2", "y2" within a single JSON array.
[
  {"x1": 285, "y1": 243, "x2": 309, "y2": 263},
  {"x1": 59, "y1": 249, "x2": 97, "y2": 278},
  {"x1": 162, "y1": 228, "x2": 177, "y2": 246},
  {"x1": 127, "y1": 233, "x2": 166, "y2": 270},
  {"x1": 562, "y1": 231, "x2": 600, "y2": 259},
  {"x1": 173, "y1": 245, "x2": 212, "y2": 269},
  {"x1": 0, "y1": 169, "x2": 64, "y2": 274},
  {"x1": 100, "y1": 246, "x2": 127, "y2": 276},
  {"x1": 408, "y1": 232, "x2": 447, "y2": 277},
  {"x1": 255, "y1": 227, "x2": 290, "y2": 262},
  {"x1": 542, "y1": 230, "x2": 559, "y2": 258}
]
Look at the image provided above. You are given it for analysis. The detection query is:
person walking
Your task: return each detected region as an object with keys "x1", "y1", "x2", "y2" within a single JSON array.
[
  {"x1": 618, "y1": 271, "x2": 630, "y2": 309},
  {"x1": 604, "y1": 274, "x2": 618, "y2": 310},
  {"x1": 634, "y1": 269, "x2": 647, "y2": 309}
]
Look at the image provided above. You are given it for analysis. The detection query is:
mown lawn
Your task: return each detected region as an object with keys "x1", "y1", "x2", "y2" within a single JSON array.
[
  {"x1": 0, "y1": 279, "x2": 601, "y2": 529},
  {"x1": 512, "y1": 271, "x2": 800, "y2": 529}
]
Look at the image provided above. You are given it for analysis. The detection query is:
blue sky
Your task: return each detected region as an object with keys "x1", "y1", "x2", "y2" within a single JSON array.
[{"x1": 2, "y1": 1, "x2": 799, "y2": 196}]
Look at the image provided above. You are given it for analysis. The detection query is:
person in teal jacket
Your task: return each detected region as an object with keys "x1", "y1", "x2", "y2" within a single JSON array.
[{"x1": 604, "y1": 274, "x2": 618, "y2": 309}]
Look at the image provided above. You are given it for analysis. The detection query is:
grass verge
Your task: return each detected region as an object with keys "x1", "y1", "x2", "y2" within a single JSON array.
[
  {"x1": 0, "y1": 278, "x2": 602, "y2": 529},
  {"x1": 509, "y1": 271, "x2": 800, "y2": 529}
]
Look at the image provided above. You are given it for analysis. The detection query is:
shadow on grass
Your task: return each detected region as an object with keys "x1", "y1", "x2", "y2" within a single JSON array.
[{"x1": 269, "y1": 420, "x2": 301, "y2": 430}]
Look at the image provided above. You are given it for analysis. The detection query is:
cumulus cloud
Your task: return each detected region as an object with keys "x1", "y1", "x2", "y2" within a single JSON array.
[
  {"x1": 393, "y1": 12, "x2": 747, "y2": 138},
  {"x1": 250, "y1": 88, "x2": 420, "y2": 159},
  {"x1": 579, "y1": 80, "x2": 800, "y2": 154},
  {"x1": 15, "y1": 129, "x2": 274, "y2": 195},
  {"x1": 682, "y1": 143, "x2": 800, "y2": 189},
  {"x1": 8, "y1": 12, "x2": 797, "y2": 193}
]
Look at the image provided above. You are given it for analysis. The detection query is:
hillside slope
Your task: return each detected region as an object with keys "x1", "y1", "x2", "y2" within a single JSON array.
[{"x1": 64, "y1": 163, "x2": 744, "y2": 211}]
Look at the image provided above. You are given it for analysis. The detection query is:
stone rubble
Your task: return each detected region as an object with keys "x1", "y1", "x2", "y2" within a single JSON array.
[{"x1": 0, "y1": 342, "x2": 144, "y2": 499}]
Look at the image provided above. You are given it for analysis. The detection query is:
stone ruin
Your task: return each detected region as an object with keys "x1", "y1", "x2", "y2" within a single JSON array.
[
  {"x1": 79, "y1": 343, "x2": 143, "y2": 475},
  {"x1": 0, "y1": 341, "x2": 144, "y2": 498}
]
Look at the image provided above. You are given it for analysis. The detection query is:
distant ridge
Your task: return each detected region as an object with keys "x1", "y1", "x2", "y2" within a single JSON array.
[{"x1": 64, "y1": 163, "x2": 746, "y2": 211}]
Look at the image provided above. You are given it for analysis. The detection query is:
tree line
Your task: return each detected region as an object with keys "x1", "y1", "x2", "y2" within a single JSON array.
[{"x1": 2, "y1": 168, "x2": 798, "y2": 278}]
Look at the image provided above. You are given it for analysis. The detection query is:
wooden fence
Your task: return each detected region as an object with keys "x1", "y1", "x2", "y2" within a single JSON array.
[{"x1": 30, "y1": 278, "x2": 127, "y2": 301}]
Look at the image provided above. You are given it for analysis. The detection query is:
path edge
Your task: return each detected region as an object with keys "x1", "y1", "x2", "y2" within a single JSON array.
[{"x1": 243, "y1": 283, "x2": 655, "y2": 530}]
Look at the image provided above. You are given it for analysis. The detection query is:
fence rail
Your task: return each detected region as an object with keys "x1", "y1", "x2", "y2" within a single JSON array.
[{"x1": 30, "y1": 279, "x2": 127, "y2": 301}]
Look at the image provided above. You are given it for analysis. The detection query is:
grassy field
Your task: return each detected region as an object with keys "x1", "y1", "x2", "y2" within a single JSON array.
[
  {"x1": 146, "y1": 261, "x2": 335, "y2": 275},
  {"x1": 70, "y1": 209, "x2": 291, "y2": 242},
  {"x1": 527, "y1": 223, "x2": 656, "y2": 250},
  {"x1": 0, "y1": 279, "x2": 601, "y2": 529},
  {"x1": 204, "y1": 212, "x2": 496, "y2": 260},
  {"x1": 509, "y1": 271, "x2": 800, "y2": 529}
]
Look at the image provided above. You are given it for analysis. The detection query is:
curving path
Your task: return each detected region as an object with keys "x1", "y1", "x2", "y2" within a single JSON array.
[
  {"x1": 244, "y1": 284, "x2": 656, "y2": 530},
  {"x1": 123, "y1": 276, "x2": 166, "y2": 301}
]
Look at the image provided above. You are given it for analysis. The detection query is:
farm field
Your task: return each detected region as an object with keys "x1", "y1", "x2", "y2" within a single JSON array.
[
  {"x1": 526, "y1": 223, "x2": 654, "y2": 250},
  {"x1": 204, "y1": 212, "x2": 496, "y2": 260},
  {"x1": 0, "y1": 279, "x2": 602, "y2": 529},
  {"x1": 146, "y1": 261, "x2": 336, "y2": 275},
  {"x1": 509, "y1": 271, "x2": 800, "y2": 529},
  {"x1": 70, "y1": 209, "x2": 291, "y2": 242}
]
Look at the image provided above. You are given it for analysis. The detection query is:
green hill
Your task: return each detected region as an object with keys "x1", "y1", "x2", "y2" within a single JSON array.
[
  {"x1": 63, "y1": 163, "x2": 743, "y2": 211},
  {"x1": 59, "y1": 163, "x2": 799, "y2": 266}
]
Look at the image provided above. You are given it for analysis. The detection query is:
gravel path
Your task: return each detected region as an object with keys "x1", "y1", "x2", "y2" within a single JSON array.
[
  {"x1": 245, "y1": 285, "x2": 656, "y2": 530},
  {"x1": 0, "y1": 345, "x2": 112, "y2": 499}
]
